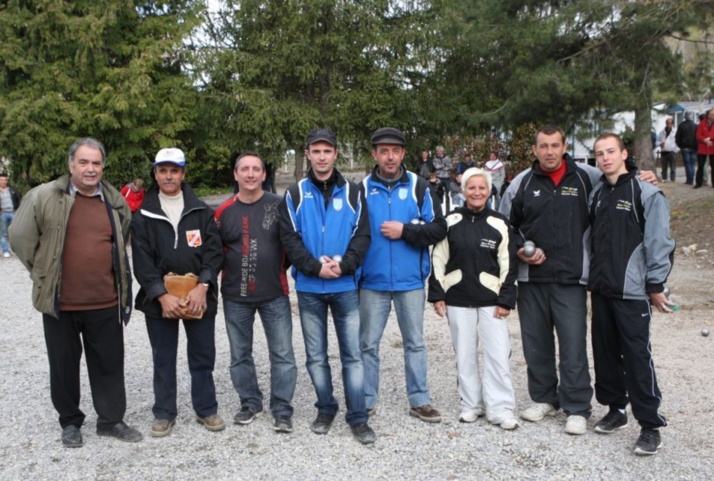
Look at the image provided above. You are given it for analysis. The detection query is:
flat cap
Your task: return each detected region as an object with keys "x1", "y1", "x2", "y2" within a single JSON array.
[{"x1": 370, "y1": 127, "x2": 406, "y2": 146}]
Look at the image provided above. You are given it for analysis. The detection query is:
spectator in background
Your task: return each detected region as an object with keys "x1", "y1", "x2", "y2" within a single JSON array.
[
  {"x1": 428, "y1": 172, "x2": 445, "y2": 204},
  {"x1": 433, "y1": 146, "x2": 453, "y2": 194},
  {"x1": 0, "y1": 172, "x2": 21, "y2": 257},
  {"x1": 675, "y1": 112, "x2": 698, "y2": 185},
  {"x1": 120, "y1": 178, "x2": 145, "y2": 214},
  {"x1": 416, "y1": 150, "x2": 435, "y2": 179},
  {"x1": 694, "y1": 109, "x2": 714, "y2": 189},
  {"x1": 484, "y1": 151, "x2": 507, "y2": 209},
  {"x1": 455, "y1": 152, "x2": 476, "y2": 175},
  {"x1": 658, "y1": 118, "x2": 678, "y2": 182}
]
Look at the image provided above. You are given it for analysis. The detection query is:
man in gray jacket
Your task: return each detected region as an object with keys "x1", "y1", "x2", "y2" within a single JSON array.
[{"x1": 10, "y1": 138, "x2": 141, "y2": 448}]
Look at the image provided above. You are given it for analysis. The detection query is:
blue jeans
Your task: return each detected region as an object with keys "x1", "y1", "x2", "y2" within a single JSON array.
[
  {"x1": 359, "y1": 289, "x2": 430, "y2": 409},
  {"x1": 681, "y1": 148, "x2": 696, "y2": 184},
  {"x1": 223, "y1": 296, "x2": 297, "y2": 418},
  {"x1": 0, "y1": 212, "x2": 14, "y2": 254},
  {"x1": 145, "y1": 314, "x2": 218, "y2": 420},
  {"x1": 297, "y1": 290, "x2": 367, "y2": 427}
]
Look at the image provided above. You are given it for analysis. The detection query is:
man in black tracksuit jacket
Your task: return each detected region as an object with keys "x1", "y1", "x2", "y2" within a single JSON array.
[
  {"x1": 588, "y1": 133, "x2": 674, "y2": 456},
  {"x1": 132, "y1": 148, "x2": 225, "y2": 437}
]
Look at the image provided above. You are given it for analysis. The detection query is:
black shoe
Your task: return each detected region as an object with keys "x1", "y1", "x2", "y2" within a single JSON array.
[
  {"x1": 351, "y1": 422, "x2": 376, "y2": 445},
  {"x1": 594, "y1": 409, "x2": 628, "y2": 434},
  {"x1": 96, "y1": 422, "x2": 143, "y2": 443},
  {"x1": 234, "y1": 406, "x2": 262, "y2": 425},
  {"x1": 273, "y1": 416, "x2": 293, "y2": 433},
  {"x1": 310, "y1": 413, "x2": 336, "y2": 435},
  {"x1": 694, "y1": 185, "x2": 702, "y2": 189},
  {"x1": 62, "y1": 425, "x2": 83, "y2": 448},
  {"x1": 634, "y1": 428, "x2": 662, "y2": 455}
]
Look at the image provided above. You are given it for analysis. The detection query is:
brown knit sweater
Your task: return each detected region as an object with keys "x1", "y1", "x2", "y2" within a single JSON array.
[{"x1": 59, "y1": 194, "x2": 118, "y2": 311}]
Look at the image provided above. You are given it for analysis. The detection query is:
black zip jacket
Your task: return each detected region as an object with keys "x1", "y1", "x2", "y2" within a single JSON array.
[
  {"x1": 131, "y1": 183, "x2": 224, "y2": 318},
  {"x1": 429, "y1": 207, "x2": 517, "y2": 309},
  {"x1": 499, "y1": 157, "x2": 599, "y2": 285},
  {"x1": 588, "y1": 168, "x2": 675, "y2": 299}
]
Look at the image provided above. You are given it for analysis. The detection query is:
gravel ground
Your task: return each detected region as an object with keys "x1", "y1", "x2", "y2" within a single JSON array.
[{"x1": 1, "y1": 205, "x2": 712, "y2": 480}]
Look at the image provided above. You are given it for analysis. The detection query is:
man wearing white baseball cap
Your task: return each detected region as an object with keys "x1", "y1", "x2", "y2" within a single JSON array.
[{"x1": 131, "y1": 147, "x2": 225, "y2": 437}]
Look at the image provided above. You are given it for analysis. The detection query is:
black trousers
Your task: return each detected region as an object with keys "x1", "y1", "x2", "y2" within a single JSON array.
[
  {"x1": 591, "y1": 293, "x2": 667, "y2": 429},
  {"x1": 694, "y1": 153, "x2": 714, "y2": 187},
  {"x1": 42, "y1": 307, "x2": 126, "y2": 429}
]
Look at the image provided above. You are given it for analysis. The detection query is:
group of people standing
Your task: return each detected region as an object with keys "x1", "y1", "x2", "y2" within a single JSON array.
[
  {"x1": 662, "y1": 109, "x2": 714, "y2": 187},
  {"x1": 9, "y1": 124, "x2": 673, "y2": 456}
]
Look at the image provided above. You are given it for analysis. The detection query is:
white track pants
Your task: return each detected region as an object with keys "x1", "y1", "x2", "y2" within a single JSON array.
[{"x1": 447, "y1": 305, "x2": 516, "y2": 424}]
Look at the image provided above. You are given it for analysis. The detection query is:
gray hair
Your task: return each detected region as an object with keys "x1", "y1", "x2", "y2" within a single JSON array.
[{"x1": 68, "y1": 138, "x2": 106, "y2": 166}]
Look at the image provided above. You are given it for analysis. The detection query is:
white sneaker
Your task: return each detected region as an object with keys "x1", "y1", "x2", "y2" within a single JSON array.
[
  {"x1": 2, "y1": 252, "x2": 9, "y2": 258},
  {"x1": 500, "y1": 418, "x2": 519, "y2": 430},
  {"x1": 458, "y1": 409, "x2": 483, "y2": 423},
  {"x1": 520, "y1": 403, "x2": 557, "y2": 422},
  {"x1": 564, "y1": 415, "x2": 587, "y2": 435}
]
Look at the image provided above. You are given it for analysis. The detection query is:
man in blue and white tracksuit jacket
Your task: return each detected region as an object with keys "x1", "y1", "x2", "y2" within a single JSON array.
[
  {"x1": 587, "y1": 132, "x2": 674, "y2": 456},
  {"x1": 358, "y1": 127, "x2": 447, "y2": 423},
  {"x1": 279, "y1": 128, "x2": 375, "y2": 444}
]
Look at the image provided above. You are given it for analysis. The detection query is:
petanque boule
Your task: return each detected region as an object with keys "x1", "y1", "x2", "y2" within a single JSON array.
[
  {"x1": 523, "y1": 240, "x2": 537, "y2": 258},
  {"x1": 702, "y1": 328, "x2": 710, "y2": 337},
  {"x1": 332, "y1": 255, "x2": 342, "y2": 263}
]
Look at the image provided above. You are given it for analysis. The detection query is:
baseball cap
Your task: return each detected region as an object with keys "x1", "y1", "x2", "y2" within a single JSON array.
[
  {"x1": 306, "y1": 128, "x2": 337, "y2": 147},
  {"x1": 154, "y1": 148, "x2": 186, "y2": 167},
  {"x1": 370, "y1": 127, "x2": 406, "y2": 146}
]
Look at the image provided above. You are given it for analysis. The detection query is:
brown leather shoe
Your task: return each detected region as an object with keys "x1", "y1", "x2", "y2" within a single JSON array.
[
  {"x1": 409, "y1": 404, "x2": 442, "y2": 423},
  {"x1": 196, "y1": 414, "x2": 225, "y2": 432},
  {"x1": 151, "y1": 419, "x2": 176, "y2": 437}
]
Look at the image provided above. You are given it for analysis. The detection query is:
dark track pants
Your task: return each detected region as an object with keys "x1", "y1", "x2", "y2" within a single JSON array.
[
  {"x1": 42, "y1": 307, "x2": 126, "y2": 429},
  {"x1": 591, "y1": 293, "x2": 667, "y2": 429},
  {"x1": 517, "y1": 283, "x2": 593, "y2": 416}
]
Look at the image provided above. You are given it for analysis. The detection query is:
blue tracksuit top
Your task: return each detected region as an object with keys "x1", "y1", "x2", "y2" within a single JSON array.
[{"x1": 360, "y1": 167, "x2": 447, "y2": 291}]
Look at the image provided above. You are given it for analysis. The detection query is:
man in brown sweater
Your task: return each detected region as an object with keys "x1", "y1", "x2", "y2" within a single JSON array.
[{"x1": 10, "y1": 138, "x2": 141, "y2": 448}]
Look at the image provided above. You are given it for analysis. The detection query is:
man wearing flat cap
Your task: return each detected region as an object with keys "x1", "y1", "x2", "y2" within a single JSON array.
[
  {"x1": 359, "y1": 127, "x2": 447, "y2": 423},
  {"x1": 279, "y1": 128, "x2": 375, "y2": 444},
  {"x1": 131, "y1": 148, "x2": 225, "y2": 437}
]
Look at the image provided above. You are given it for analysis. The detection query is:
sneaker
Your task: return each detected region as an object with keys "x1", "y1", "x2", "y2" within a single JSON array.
[
  {"x1": 234, "y1": 406, "x2": 262, "y2": 425},
  {"x1": 634, "y1": 428, "x2": 662, "y2": 455},
  {"x1": 500, "y1": 418, "x2": 519, "y2": 431},
  {"x1": 273, "y1": 416, "x2": 293, "y2": 433},
  {"x1": 151, "y1": 419, "x2": 176, "y2": 438},
  {"x1": 409, "y1": 404, "x2": 442, "y2": 423},
  {"x1": 96, "y1": 422, "x2": 143, "y2": 442},
  {"x1": 520, "y1": 403, "x2": 557, "y2": 422},
  {"x1": 196, "y1": 414, "x2": 225, "y2": 432},
  {"x1": 2, "y1": 252, "x2": 9, "y2": 258},
  {"x1": 311, "y1": 413, "x2": 336, "y2": 435},
  {"x1": 564, "y1": 415, "x2": 587, "y2": 435},
  {"x1": 458, "y1": 409, "x2": 483, "y2": 423},
  {"x1": 366, "y1": 407, "x2": 377, "y2": 417},
  {"x1": 350, "y1": 422, "x2": 376, "y2": 445},
  {"x1": 594, "y1": 410, "x2": 628, "y2": 434}
]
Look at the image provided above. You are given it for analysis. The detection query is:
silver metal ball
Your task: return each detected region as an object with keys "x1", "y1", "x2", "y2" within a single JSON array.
[
  {"x1": 702, "y1": 328, "x2": 710, "y2": 337},
  {"x1": 523, "y1": 240, "x2": 537, "y2": 257}
]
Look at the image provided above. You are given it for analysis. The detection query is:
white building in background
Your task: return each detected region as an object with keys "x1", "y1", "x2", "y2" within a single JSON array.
[{"x1": 568, "y1": 103, "x2": 670, "y2": 162}]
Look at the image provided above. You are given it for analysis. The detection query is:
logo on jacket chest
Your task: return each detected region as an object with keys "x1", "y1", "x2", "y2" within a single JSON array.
[
  {"x1": 616, "y1": 199, "x2": 633, "y2": 212},
  {"x1": 333, "y1": 198, "x2": 343, "y2": 211},
  {"x1": 398, "y1": 188, "x2": 408, "y2": 200},
  {"x1": 186, "y1": 229, "x2": 202, "y2": 247},
  {"x1": 560, "y1": 186, "x2": 579, "y2": 197},
  {"x1": 479, "y1": 238, "x2": 497, "y2": 250}
]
